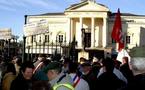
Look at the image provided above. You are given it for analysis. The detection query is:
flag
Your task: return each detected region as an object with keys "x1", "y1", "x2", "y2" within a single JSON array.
[{"x1": 111, "y1": 9, "x2": 124, "y2": 51}]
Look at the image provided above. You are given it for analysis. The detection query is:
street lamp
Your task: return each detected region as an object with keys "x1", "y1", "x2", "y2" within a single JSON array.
[
  {"x1": 8, "y1": 38, "x2": 10, "y2": 59},
  {"x1": 22, "y1": 36, "x2": 26, "y2": 62}
]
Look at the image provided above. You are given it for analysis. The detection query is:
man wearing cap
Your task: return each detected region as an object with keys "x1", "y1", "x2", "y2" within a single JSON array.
[
  {"x1": 124, "y1": 47, "x2": 145, "y2": 90},
  {"x1": 43, "y1": 61, "x2": 74, "y2": 90}
]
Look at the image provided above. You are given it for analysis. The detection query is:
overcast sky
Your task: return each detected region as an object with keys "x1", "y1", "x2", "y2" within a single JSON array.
[{"x1": 0, "y1": 0, "x2": 145, "y2": 40}]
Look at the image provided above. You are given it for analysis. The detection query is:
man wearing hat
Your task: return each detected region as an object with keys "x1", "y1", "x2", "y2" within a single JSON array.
[
  {"x1": 43, "y1": 61, "x2": 74, "y2": 90},
  {"x1": 124, "y1": 47, "x2": 145, "y2": 90}
]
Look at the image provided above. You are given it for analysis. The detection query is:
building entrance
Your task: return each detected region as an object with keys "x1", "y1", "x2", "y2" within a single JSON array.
[{"x1": 84, "y1": 33, "x2": 91, "y2": 48}]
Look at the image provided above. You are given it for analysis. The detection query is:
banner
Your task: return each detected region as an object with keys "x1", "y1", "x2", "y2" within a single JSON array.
[
  {"x1": 24, "y1": 20, "x2": 49, "y2": 36},
  {"x1": 0, "y1": 29, "x2": 12, "y2": 40}
]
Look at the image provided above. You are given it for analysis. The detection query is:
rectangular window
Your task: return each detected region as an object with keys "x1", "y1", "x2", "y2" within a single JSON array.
[
  {"x1": 126, "y1": 36, "x2": 130, "y2": 44},
  {"x1": 33, "y1": 35, "x2": 36, "y2": 42},
  {"x1": 84, "y1": 33, "x2": 91, "y2": 47},
  {"x1": 58, "y1": 35, "x2": 63, "y2": 43},
  {"x1": 45, "y1": 35, "x2": 49, "y2": 42},
  {"x1": 31, "y1": 36, "x2": 33, "y2": 43}
]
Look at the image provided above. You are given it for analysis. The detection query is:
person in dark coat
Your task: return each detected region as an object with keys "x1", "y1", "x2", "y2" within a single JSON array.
[
  {"x1": 124, "y1": 57, "x2": 145, "y2": 90},
  {"x1": 81, "y1": 62, "x2": 97, "y2": 90},
  {"x1": 120, "y1": 57, "x2": 133, "y2": 83},
  {"x1": 2, "y1": 63, "x2": 16, "y2": 90},
  {"x1": 97, "y1": 58, "x2": 126, "y2": 90},
  {"x1": 10, "y1": 61, "x2": 34, "y2": 90},
  {"x1": 32, "y1": 81, "x2": 52, "y2": 90}
]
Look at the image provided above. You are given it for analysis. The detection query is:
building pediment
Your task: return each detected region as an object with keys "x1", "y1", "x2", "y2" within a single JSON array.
[{"x1": 65, "y1": 1, "x2": 109, "y2": 12}]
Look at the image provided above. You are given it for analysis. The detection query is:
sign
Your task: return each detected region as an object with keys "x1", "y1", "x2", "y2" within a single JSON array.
[
  {"x1": 24, "y1": 20, "x2": 49, "y2": 36},
  {"x1": 0, "y1": 29, "x2": 12, "y2": 40}
]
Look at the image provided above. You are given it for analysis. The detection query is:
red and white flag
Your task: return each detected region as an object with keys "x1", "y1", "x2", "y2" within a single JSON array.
[{"x1": 111, "y1": 9, "x2": 124, "y2": 51}]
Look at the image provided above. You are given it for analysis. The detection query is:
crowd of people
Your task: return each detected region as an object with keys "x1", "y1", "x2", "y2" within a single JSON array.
[{"x1": 0, "y1": 54, "x2": 145, "y2": 90}]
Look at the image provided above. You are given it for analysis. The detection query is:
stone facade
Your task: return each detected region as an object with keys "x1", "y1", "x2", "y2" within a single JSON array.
[{"x1": 24, "y1": 0, "x2": 145, "y2": 60}]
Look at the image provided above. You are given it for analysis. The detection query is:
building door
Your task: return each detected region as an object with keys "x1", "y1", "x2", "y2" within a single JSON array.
[
  {"x1": 84, "y1": 33, "x2": 91, "y2": 48},
  {"x1": 89, "y1": 50, "x2": 104, "y2": 60}
]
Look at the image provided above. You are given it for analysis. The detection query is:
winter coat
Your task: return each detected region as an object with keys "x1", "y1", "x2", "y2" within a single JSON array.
[
  {"x1": 49, "y1": 72, "x2": 73, "y2": 90},
  {"x1": 10, "y1": 74, "x2": 32, "y2": 90},
  {"x1": 2, "y1": 72, "x2": 16, "y2": 90},
  {"x1": 69, "y1": 73, "x2": 90, "y2": 90}
]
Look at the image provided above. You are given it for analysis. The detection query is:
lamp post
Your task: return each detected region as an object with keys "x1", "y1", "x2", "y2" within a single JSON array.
[
  {"x1": 8, "y1": 39, "x2": 10, "y2": 59},
  {"x1": 22, "y1": 36, "x2": 26, "y2": 62},
  {"x1": 27, "y1": 46, "x2": 30, "y2": 61}
]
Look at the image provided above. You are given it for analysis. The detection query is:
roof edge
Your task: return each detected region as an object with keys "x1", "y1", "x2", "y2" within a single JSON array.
[{"x1": 26, "y1": 12, "x2": 65, "y2": 16}]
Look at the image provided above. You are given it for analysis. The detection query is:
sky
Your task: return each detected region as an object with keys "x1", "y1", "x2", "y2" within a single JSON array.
[{"x1": 0, "y1": 0, "x2": 145, "y2": 40}]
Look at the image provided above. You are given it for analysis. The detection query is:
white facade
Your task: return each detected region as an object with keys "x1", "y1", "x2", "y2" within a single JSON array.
[{"x1": 24, "y1": 0, "x2": 145, "y2": 60}]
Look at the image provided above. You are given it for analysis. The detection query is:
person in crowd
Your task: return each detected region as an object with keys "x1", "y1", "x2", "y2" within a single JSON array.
[
  {"x1": 10, "y1": 61, "x2": 34, "y2": 90},
  {"x1": 112, "y1": 55, "x2": 122, "y2": 69},
  {"x1": 97, "y1": 58, "x2": 126, "y2": 90},
  {"x1": 33, "y1": 57, "x2": 47, "y2": 74},
  {"x1": 91, "y1": 57, "x2": 101, "y2": 77},
  {"x1": 43, "y1": 61, "x2": 74, "y2": 90},
  {"x1": 97, "y1": 58, "x2": 128, "y2": 84},
  {"x1": 79, "y1": 57, "x2": 87, "y2": 64},
  {"x1": 124, "y1": 57, "x2": 145, "y2": 90},
  {"x1": 2, "y1": 63, "x2": 16, "y2": 90},
  {"x1": 32, "y1": 81, "x2": 52, "y2": 90},
  {"x1": 81, "y1": 61, "x2": 97, "y2": 90},
  {"x1": 120, "y1": 56, "x2": 133, "y2": 83},
  {"x1": 61, "y1": 58, "x2": 70, "y2": 74},
  {"x1": 33, "y1": 58, "x2": 50, "y2": 81},
  {"x1": 34, "y1": 54, "x2": 44, "y2": 67},
  {"x1": 114, "y1": 59, "x2": 122, "y2": 69},
  {"x1": 69, "y1": 62, "x2": 90, "y2": 90},
  {"x1": 12, "y1": 56, "x2": 22, "y2": 75}
]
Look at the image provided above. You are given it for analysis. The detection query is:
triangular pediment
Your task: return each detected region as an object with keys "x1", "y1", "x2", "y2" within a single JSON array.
[{"x1": 65, "y1": 1, "x2": 109, "y2": 12}]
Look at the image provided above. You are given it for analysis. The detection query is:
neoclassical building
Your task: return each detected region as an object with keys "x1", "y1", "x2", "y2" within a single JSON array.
[{"x1": 24, "y1": 0, "x2": 145, "y2": 60}]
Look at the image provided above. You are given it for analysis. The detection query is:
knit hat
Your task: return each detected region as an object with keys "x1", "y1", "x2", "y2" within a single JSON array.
[
  {"x1": 129, "y1": 47, "x2": 145, "y2": 57},
  {"x1": 42, "y1": 62, "x2": 62, "y2": 73}
]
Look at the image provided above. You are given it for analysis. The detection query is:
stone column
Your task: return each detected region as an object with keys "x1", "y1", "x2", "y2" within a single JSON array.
[
  {"x1": 78, "y1": 17, "x2": 83, "y2": 47},
  {"x1": 69, "y1": 18, "x2": 73, "y2": 42},
  {"x1": 91, "y1": 17, "x2": 95, "y2": 47},
  {"x1": 95, "y1": 26, "x2": 99, "y2": 47},
  {"x1": 102, "y1": 18, "x2": 107, "y2": 48},
  {"x1": 70, "y1": 18, "x2": 73, "y2": 42}
]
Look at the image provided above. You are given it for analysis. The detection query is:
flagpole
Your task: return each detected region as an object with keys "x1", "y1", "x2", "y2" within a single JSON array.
[{"x1": 111, "y1": 8, "x2": 124, "y2": 52}]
